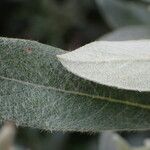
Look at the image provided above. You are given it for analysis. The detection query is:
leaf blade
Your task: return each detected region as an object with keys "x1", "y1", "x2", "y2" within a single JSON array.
[
  {"x1": 57, "y1": 40, "x2": 150, "y2": 91},
  {"x1": 0, "y1": 37, "x2": 150, "y2": 132}
]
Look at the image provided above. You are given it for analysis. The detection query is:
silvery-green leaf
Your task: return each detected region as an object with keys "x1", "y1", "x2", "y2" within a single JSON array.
[
  {"x1": 57, "y1": 40, "x2": 150, "y2": 91},
  {"x1": 96, "y1": 0, "x2": 150, "y2": 28},
  {"x1": 1, "y1": 37, "x2": 150, "y2": 132},
  {"x1": 100, "y1": 25, "x2": 150, "y2": 41}
]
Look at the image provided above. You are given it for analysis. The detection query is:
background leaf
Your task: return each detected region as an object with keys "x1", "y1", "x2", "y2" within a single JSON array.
[
  {"x1": 99, "y1": 132, "x2": 131, "y2": 150},
  {"x1": 100, "y1": 25, "x2": 150, "y2": 41},
  {"x1": 96, "y1": 0, "x2": 150, "y2": 28},
  {"x1": 99, "y1": 132, "x2": 150, "y2": 150},
  {"x1": 0, "y1": 37, "x2": 150, "y2": 132}
]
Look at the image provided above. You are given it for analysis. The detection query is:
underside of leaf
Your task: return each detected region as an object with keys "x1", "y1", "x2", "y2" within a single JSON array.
[{"x1": 57, "y1": 40, "x2": 150, "y2": 91}]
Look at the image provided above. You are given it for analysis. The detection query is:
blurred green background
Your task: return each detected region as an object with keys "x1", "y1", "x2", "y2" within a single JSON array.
[
  {"x1": 0, "y1": 0, "x2": 150, "y2": 150},
  {"x1": 0, "y1": 0, "x2": 110, "y2": 50}
]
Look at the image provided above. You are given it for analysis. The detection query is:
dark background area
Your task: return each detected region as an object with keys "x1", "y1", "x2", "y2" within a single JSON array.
[{"x1": 0, "y1": 0, "x2": 110, "y2": 50}]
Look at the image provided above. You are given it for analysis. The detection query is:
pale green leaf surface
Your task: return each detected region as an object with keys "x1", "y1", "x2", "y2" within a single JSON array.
[
  {"x1": 0, "y1": 37, "x2": 150, "y2": 132},
  {"x1": 57, "y1": 40, "x2": 150, "y2": 91},
  {"x1": 100, "y1": 25, "x2": 150, "y2": 41}
]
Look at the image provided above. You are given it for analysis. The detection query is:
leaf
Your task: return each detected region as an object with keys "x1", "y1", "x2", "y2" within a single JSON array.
[
  {"x1": 0, "y1": 37, "x2": 150, "y2": 132},
  {"x1": 96, "y1": 0, "x2": 150, "y2": 28},
  {"x1": 99, "y1": 132, "x2": 131, "y2": 150},
  {"x1": 100, "y1": 25, "x2": 150, "y2": 41},
  {"x1": 99, "y1": 132, "x2": 150, "y2": 150},
  {"x1": 57, "y1": 40, "x2": 150, "y2": 91}
]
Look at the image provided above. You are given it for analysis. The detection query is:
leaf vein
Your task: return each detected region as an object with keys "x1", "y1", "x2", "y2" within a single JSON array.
[{"x1": 0, "y1": 75, "x2": 149, "y2": 110}]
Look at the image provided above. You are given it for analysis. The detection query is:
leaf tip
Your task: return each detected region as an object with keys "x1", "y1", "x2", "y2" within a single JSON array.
[{"x1": 56, "y1": 54, "x2": 68, "y2": 65}]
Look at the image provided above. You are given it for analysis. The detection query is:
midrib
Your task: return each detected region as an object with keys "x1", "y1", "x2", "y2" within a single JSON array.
[{"x1": 0, "y1": 75, "x2": 150, "y2": 110}]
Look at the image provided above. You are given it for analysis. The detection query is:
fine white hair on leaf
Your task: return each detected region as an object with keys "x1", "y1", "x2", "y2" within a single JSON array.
[{"x1": 57, "y1": 40, "x2": 150, "y2": 91}]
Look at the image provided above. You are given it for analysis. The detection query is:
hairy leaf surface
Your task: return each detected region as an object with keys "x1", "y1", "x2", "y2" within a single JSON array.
[
  {"x1": 0, "y1": 37, "x2": 150, "y2": 132},
  {"x1": 58, "y1": 40, "x2": 150, "y2": 91}
]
